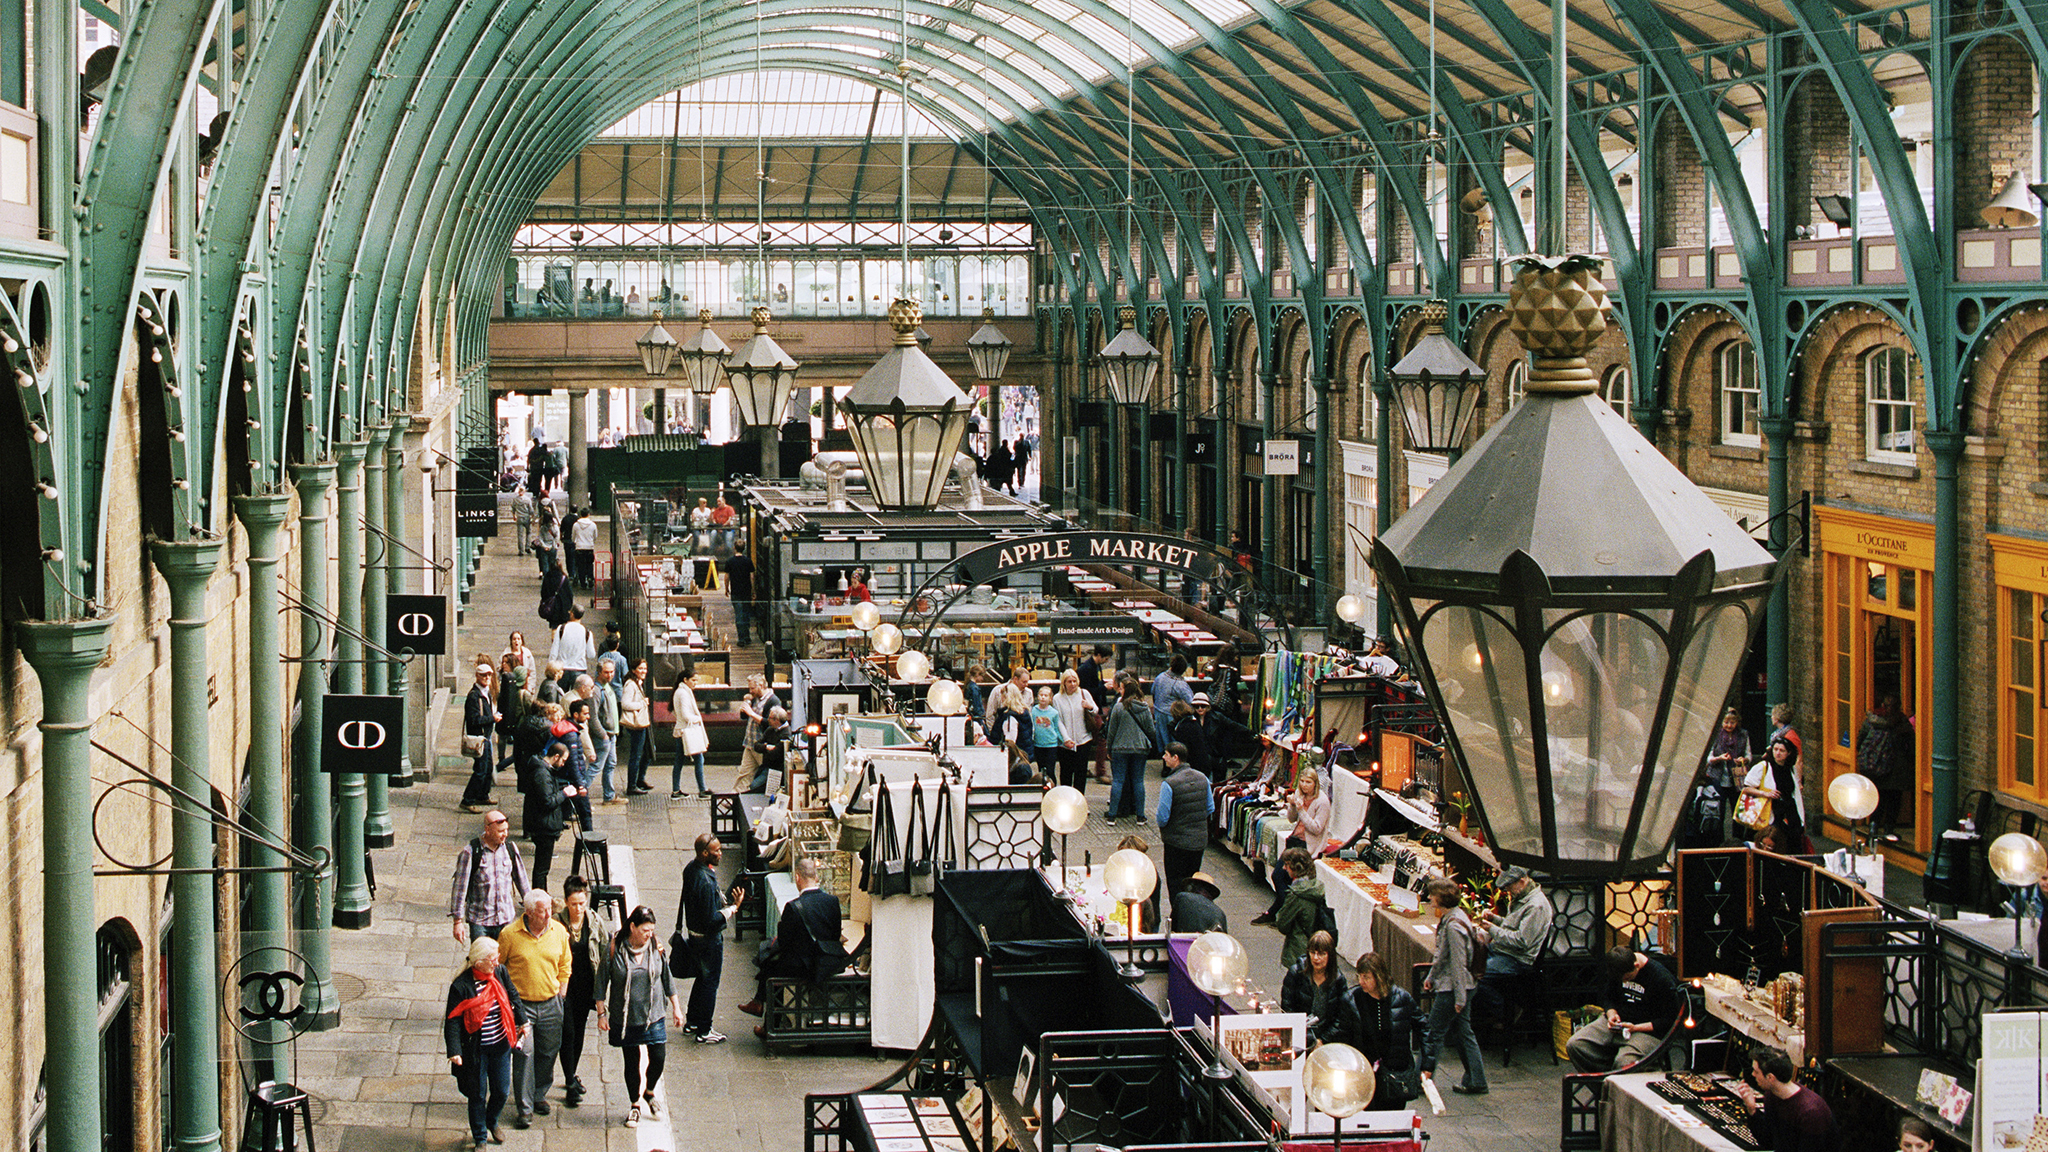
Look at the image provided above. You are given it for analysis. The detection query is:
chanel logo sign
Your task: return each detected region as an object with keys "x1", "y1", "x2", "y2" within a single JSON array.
[
  {"x1": 384, "y1": 594, "x2": 446, "y2": 655},
  {"x1": 222, "y1": 947, "x2": 319, "y2": 1041},
  {"x1": 322, "y1": 694, "x2": 405, "y2": 776},
  {"x1": 239, "y1": 969, "x2": 306, "y2": 1024}
]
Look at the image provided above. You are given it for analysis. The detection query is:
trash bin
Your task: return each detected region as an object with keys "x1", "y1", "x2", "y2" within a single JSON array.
[{"x1": 1924, "y1": 830, "x2": 1978, "y2": 905}]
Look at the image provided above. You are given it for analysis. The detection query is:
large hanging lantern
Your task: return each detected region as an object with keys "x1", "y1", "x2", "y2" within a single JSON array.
[
  {"x1": 1389, "y1": 299, "x2": 1484, "y2": 453},
  {"x1": 966, "y1": 307, "x2": 1015, "y2": 382},
  {"x1": 677, "y1": 309, "x2": 731, "y2": 398},
  {"x1": 1096, "y1": 304, "x2": 1162, "y2": 407},
  {"x1": 843, "y1": 299, "x2": 973, "y2": 509},
  {"x1": 635, "y1": 313, "x2": 680, "y2": 377},
  {"x1": 1371, "y1": 255, "x2": 1777, "y2": 876},
  {"x1": 724, "y1": 305, "x2": 800, "y2": 427}
]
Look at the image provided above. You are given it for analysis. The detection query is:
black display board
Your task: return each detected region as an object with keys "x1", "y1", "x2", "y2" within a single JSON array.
[
  {"x1": 385, "y1": 593, "x2": 446, "y2": 655},
  {"x1": 321, "y1": 694, "x2": 406, "y2": 776}
]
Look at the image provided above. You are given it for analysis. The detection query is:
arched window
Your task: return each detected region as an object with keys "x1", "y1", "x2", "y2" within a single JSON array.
[
  {"x1": 1718, "y1": 339, "x2": 1760, "y2": 446},
  {"x1": 1602, "y1": 365, "x2": 1632, "y2": 419},
  {"x1": 1358, "y1": 353, "x2": 1375, "y2": 439},
  {"x1": 1505, "y1": 358, "x2": 1528, "y2": 409},
  {"x1": 1865, "y1": 345, "x2": 1917, "y2": 462},
  {"x1": 96, "y1": 923, "x2": 136, "y2": 1152}
]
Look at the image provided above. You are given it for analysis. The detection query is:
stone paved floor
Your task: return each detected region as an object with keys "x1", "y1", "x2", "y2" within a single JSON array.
[{"x1": 298, "y1": 520, "x2": 1616, "y2": 1152}]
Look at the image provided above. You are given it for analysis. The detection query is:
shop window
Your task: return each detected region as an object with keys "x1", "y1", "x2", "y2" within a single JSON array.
[
  {"x1": 1718, "y1": 340, "x2": 1760, "y2": 446},
  {"x1": 1505, "y1": 358, "x2": 1527, "y2": 409},
  {"x1": 2005, "y1": 587, "x2": 2043, "y2": 796},
  {"x1": 1602, "y1": 364, "x2": 1631, "y2": 420},
  {"x1": 96, "y1": 923, "x2": 136, "y2": 1152},
  {"x1": 1864, "y1": 345, "x2": 1917, "y2": 463}
]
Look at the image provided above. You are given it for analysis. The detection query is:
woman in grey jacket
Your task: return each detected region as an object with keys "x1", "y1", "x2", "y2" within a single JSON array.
[
  {"x1": 1103, "y1": 680, "x2": 1156, "y2": 822},
  {"x1": 595, "y1": 906, "x2": 683, "y2": 1128},
  {"x1": 1418, "y1": 877, "x2": 1488, "y2": 1096}
]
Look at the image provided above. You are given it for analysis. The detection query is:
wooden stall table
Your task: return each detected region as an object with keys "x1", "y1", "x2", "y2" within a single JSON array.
[
  {"x1": 1602, "y1": 1073, "x2": 1751, "y2": 1152},
  {"x1": 1371, "y1": 904, "x2": 1439, "y2": 989}
]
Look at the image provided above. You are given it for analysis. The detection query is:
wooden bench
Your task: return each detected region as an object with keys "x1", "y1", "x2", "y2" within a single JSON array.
[{"x1": 760, "y1": 973, "x2": 872, "y2": 1053}]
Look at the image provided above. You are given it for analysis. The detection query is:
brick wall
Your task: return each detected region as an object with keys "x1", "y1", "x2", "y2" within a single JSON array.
[
  {"x1": 1654, "y1": 108, "x2": 1708, "y2": 247},
  {"x1": 1953, "y1": 33, "x2": 2035, "y2": 225},
  {"x1": 1783, "y1": 77, "x2": 1853, "y2": 231}
]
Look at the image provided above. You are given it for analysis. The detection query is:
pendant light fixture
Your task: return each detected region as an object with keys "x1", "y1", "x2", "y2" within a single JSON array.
[
  {"x1": 635, "y1": 90, "x2": 683, "y2": 378},
  {"x1": 673, "y1": 14, "x2": 729, "y2": 406},
  {"x1": 841, "y1": 3, "x2": 972, "y2": 509},
  {"x1": 1094, "y1": 3, "x2": 1159, "y2": 400},
  {"x1": 965, "y1": 65, "x2": 1012, "y2": 384},
  {"x1": 724, "y1": 11, "x2": 800, "y2": 473}
]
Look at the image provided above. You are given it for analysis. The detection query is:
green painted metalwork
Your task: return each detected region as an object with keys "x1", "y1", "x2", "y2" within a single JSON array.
[
  {"x1": 361, "y1": 423, "x2": 393, "y2": 849},
  {"x1": 287, "y1": 462, "x2": 340, "y2": 1030},
  {"x1": 331, "y1": 440, "x2": 371, "y2": 929},
  {"x1": 17, "y1": 618, "x2": 116, "y2": 1152},
  {"x1": 150, "y1": 539, "x2": 226, "y2": 1152},
  {"x1": 233, "y1": 492, "x2": 295, "y2": 1072}
]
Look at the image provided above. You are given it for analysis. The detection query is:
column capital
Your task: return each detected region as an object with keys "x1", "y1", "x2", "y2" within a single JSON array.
[
  {"x1": 232, "y1": 492, "x2": 293, "y2": 532},
  {"x1": 17, "y1": 617, "x2": 115, "y2": 678},
  {"x1": 290, "y1": 461, "x2": 337, "y2": 496},
  {"x1": 333, "y1": 440, "x2": 369, "y2": 466},
  {"x1": 149, "y1": 538, "x2": 226, "y2": 584}
]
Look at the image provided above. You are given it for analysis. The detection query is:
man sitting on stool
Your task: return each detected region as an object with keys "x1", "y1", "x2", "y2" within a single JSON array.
[
  {"x1": 736, "y1": 858, "x2": 849, "y2": 1030},
  {"x1": 1567, "y1": 945, "x2": 1683, "y2": 1072}
]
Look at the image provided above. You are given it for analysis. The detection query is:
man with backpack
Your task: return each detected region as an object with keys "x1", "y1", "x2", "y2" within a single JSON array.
[{"x1": 449, "y1": 810, "x2": 531, "y2": 944}]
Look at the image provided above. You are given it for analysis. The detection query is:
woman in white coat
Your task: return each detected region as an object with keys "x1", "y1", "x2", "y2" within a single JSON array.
[{"x1": 669, "y1": 667, "x2": 709, "y2": 798}]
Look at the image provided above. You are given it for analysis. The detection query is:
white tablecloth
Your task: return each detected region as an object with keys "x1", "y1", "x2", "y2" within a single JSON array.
[
  {"x1": 1315, "y1": 859, "x2": 1383, "y2": 958},
  {"x1": 1328, "y1": 771, "x2": 1374, "y2": 845},
  {"x1": 1603, "y1": 1073, "x2": 1748, "y2": 1152}
]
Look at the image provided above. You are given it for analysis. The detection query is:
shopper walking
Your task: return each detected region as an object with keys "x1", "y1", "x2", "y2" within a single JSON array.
[
  {"x1": 619, "y1": 660, "x2": 653, "y2": 795},
  {"x1": 1051, "y1": 669, "x2": 1099, "y2": 792},
  {"x1": 1104, "y1": 679, "x2": 1156, "y2": 822},
  {"x1": 499, "y1": 890, "x2": 571, "y2": 1126},
  {"x1": 550, "y1": 604, "x2": 595, "y2": 689},
  {"x1": 446, "y1": 937, "x2": 524, "y2": 1152},
  {"x1": 554, "y1": 876, "x2": 604, "y2": 1110},
  {"x1": 450, "y1": 811, "x2": 529, "y2": 944},
  {"x1": 726, "y1": 547, "x2": 756, "y2": 647},
  {"x1": 512, "y1": 486, "x2": 537, "y2": 553},
  {"x1": 520, "y1": 740, "x2": 578, "y2": 893},
  {"x1": 494, "y1": 653, "x2": 529, "y2": 775},
  {"x1": 1156, "y1": 743, "x2": 1211, "y2": 896},
  {"x1": 1151, "y1": 654, "x2": 1194, "y2": 753},
  {"x1": 1418, "y1": 877, "x2": 1488, "y2": 1096},
  {"x1": 461, "y1": 662, "x2": 501, "y2": 812},
  {"x1": 532, "y1": 511, "x2": 561, "y2": 578},
  {"x1": 538, "y1": 553, "x2": 572, "y2": 629},
  {"x1": 570, "y1": 508, "x2": 598, "y2": 589},
  {"x1": 596, "y1": 905, "x2": 684, "y2": 1128},
  {"x1": 678, "y1": 834, "x2": 744, "y2": 1042},
  {"x1": 1029, "y1": 687, "x2": 1066, "y2": 785},
  {"x1": 671, "y1": 668, "x2": 709, "y2": 797}
]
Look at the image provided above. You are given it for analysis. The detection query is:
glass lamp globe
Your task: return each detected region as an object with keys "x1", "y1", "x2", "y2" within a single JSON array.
[
  {"x1": 1335, "y1": 594, "x2": 1366, "y2": 624},
  {"x1": 1302, "y1": 1042, "x2": 1376, "y2": 1119},
  {"x1": 1186, "y1": 931, "x2": 1248, "y2": 996},
  {"x1": 1826, "y1": 772, "x2": 1880, "y2": 823},
  {"x1": 870, "y1": 622, "x2": 904, "y2": 655},
  {"x1": 1990, "y1": 832, "x2": 2048, "y2": 887},
  {"x1": 1041, "y1": 785, "x2": 1087, "y2": 835},
  {"x1": 895, "y1": 649, "x2": 932, "y2": 682},
  {"x1": 1104, "y1": 848, "x2": 1158, "y2": 904},
  {"x1": 926, "y1": 679, "x2": 965, "y2": 715},
  {"x1": 849, "y1": 601, "x2": 882, "y2": 632}
]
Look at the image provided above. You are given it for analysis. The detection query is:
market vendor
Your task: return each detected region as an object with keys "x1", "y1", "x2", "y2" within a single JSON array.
[
  {"x1": 1471, "y1": 866, "x2": 1555, "y2": 1036},
  {"x1": 1566, "y1": 946, "x2": 1684, "y2": 1072}
]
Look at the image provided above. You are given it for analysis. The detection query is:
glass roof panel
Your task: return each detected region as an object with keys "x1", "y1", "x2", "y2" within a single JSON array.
[{"x1": 603, "y1": 72, "x2": 956, "y2": 139}]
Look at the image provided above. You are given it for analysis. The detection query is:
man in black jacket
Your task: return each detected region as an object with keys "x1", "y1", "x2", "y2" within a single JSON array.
[
  {"x1": 678, "y1": 834, "x2": 745, "y2": 1043},
  {"x1": 735, "y1": 858, "x2": 850, "y2": 1026}
]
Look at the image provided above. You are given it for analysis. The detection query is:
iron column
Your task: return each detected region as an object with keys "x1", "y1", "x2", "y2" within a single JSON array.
[
  {"x1": 387, "y1": 422, "x2": 415, "y2": 789},
  {"x1": 332, "y1": 440, "x2": 373, "y2": 928},
  {"x1": 289, "y1": 462, "x2": 340, "y2": 1028},
  {"x1": 362, "y1": 423, "x2": 394, "y2": 848},
  {"x1": 19, "y1": 617, "x2": 115, "y2": 1152},
  {"x1": 233, "y1": 492, "x2": 295, "y2": 1070},
  {"x1": 151, "y1": 540, "x2": 227, "y2": 1152}
]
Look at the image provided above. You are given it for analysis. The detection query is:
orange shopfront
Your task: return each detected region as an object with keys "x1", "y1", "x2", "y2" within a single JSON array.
[
  {"x1": 1993, "y1": 534, "x2": 2048, "y2": 809},
  {"x1": 1814, "y1": 506, "x2": 1935, "y2": 861}
]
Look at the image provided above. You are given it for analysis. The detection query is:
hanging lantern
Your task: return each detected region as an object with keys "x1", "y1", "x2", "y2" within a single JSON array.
[
  {"x1": 966, "y1": 307, "x2": 1014, "y2": 382},
  {"x1": 842, "y1": 299, "x2": 973, "y2": 509},
  {"x1": 1389, "y1": 299, "x2": 1484, "y2": 453},
  {"x1": 724, "y1": 305, "x2": 800, "y2": 428},
  {"x1": 635, "y1": 313, "x2": 680, "y2": 377},
  {"x1": 677, "y1": 309, "x2": 730, "y2": 398},
  {"x1": 1371, "y1": 255, "x2": 1778, "y2": 875},
  {"x1": 1096, "y1": 304, "x2": 1162, "y2": 407}
]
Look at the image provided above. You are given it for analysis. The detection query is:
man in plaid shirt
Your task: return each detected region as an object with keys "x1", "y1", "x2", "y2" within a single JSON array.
[{"x1": 450, "y1": 810, "x2": 530, "y2": 943}]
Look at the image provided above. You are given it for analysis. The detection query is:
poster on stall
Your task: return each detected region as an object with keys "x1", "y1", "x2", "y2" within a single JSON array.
[
  {"x1": 1217, "y1": 1013, "x2": 1309, "y2": 1131},
  {"x1": 1979, "y1": 1009, "x2": 2048, "y2": 1148}
]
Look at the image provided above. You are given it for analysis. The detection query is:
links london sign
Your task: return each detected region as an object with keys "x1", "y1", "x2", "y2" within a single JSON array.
[
  {"x1": 322, "y1": 694, "x2": 406, "y2": 776},
  {"x1": 954, "y1": 531, "x2": 1235, "y2": 587}
]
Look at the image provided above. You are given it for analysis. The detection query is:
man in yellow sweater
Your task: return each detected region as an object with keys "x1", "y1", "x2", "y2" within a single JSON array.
[{"x1": 499, "y1": 888, "x2": 573, "y2": 1127}]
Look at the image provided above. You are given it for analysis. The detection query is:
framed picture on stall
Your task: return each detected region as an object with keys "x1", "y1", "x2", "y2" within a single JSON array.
[{"x1": 1218, "y1": 1013, "x2": 1309, "y2": 1131}]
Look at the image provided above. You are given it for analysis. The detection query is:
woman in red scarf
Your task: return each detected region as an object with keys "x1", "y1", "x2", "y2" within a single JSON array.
[{"x1": 445, "y1": 937, "x2": 528, "y2": 1151}]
